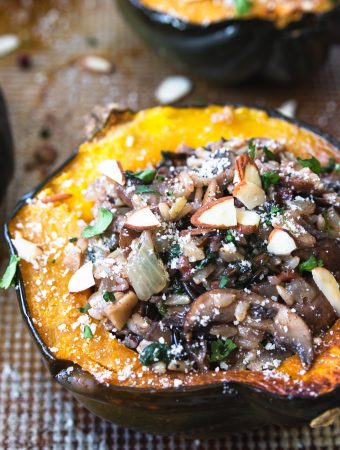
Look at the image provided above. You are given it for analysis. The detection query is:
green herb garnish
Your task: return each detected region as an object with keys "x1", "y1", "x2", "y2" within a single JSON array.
[
  {"x1": 234, "y1": 0, "x2": 252, "y2": 16},
  {"x1": 83, "y1": 325, "x2": 93, "y2": 339},
  {"x1": 0, "y1": 255, "x2": 20, "y2": 289},
  {"x1": 263, "y1": 147, "x2": 276, "y2": 161},
  {"x1": 103, "y1": 291, "x2": 116, "y2": 302},
  {"x1": 78, "y1": 303, "x2": 90, "y2": 313},
  {"x1": 248, "y1": 141, "x2": 256, "y2": 159},
  {"x1": 126, "y1": 169, "x2": 156, "y2": 184},
  {"x1": 297, "y1": 156, "x2": 321, "y2": 174},
  {"x1": 169, "y1": 243, "x2": 181, "y2": 259},
  {"x1": 225, "y1": 230, "x2": 235, "y2": 243},
  {"x1": 261, "y1": 171, "x2": 280, "y2": 189},
  {"x1": 196, "y1": 250, "x2": 218, "y2": 269},
  {"x1": 264, "y1": 205, "x2": 284, "y2": 225},
  {"x1": 210, "y1": 339, "x2": 237, "y2": 362},
  {"x1": 158, "y1": 303, "x2": 168, "y2": 317},
  {"x1": 69, "y1": 237, "x2": 78, "y2": 243},
  {"x1": 172, "y1": 276, "x2": 184, "y2": 294},
  {"x1": 155, "y1": 175, "x2": 165, "y2": 181},
  {"x1": 219, "y1": 275, "x2": 229, "y2": 289},
  {"x1": 81, "y1": 207, "x2": 113, "y2": 239},
  {"x1": 135, "y1": 185, "x2": 159, "y2": 195},
  {"x1": 299, "y1": 256, "x2": 324, "y2": 273},
  {"x1": 139, "y1": 342, "x2": 170, "y2": 366}
]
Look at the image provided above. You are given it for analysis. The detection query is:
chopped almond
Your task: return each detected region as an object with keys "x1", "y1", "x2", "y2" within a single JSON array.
[
  {"x1": 11, "y1": 231, "x2": 42, "y2": 267},
  {"x1": 234, "y1": 154, "x2": 262, "y2": 187},
  {"x1": 104, "y1": 291, "x2": 138, "y2": 330},
  {"x1": 125, "y1": 206, "x2": 161, "y2": 230},
  {"x1": 68, "y1": 261, "x2": 95, "y2": 292},
  {"x1": 312, "y1": 268, "x2": 340, "y2": 316},
  {"x1": 236, "y1": 208, "x2": 260, "y2": 234},
  {"x1": 98, "y1": 159, "x2": 125, "y2": 185},
  {"x1": 267, "y1": 228, "x2": 297, "y2": 256},
  {"x1": 191, "y1": 196, "x2": 237, "y2": 229},
  {"x1": 233, "y1": 181, "x2": 266, "y2": 210}
]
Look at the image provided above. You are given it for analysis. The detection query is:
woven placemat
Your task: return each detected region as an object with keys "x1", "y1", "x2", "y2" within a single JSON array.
[{"x1": 0, "y1": 1, "x2": 339, "y2": 448}]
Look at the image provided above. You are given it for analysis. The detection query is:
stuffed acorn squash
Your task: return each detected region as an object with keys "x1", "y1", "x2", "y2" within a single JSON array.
[
  {"x1": 4, "y1": 105, "x2": 340, "y2": 435},
  {"x1": 117, "y1": 0, "x2": 340, "y2": 83}
]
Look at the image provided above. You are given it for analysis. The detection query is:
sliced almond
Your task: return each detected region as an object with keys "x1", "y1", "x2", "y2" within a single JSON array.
[
  {"x1": 125, "y1": 206, "x2": 161, "y2": 230},
  {"x1": 98, "y1": 159, "x2": 125, "y2": 185},
  {"x1": 267, "y1": 228, "x2": 297, "y2": 256},
  {"x1": 312, "y1": 268, "x2": 340, "y2": 316},
  {"x1": 0, "y1": 34, "x2": 20, "y2": 57},
  {"x1": 236, "y1": 208, "x2": 260, "y2": 234},
  {"x1": 233, "y1": 181, "x2": 266, "y2": 210},
  {"x1": 191, "y1": 196, "x2": 237, "y2": 229},
  {"x1": 11, "y1": 232, "x2": 42, "y2": 267},
  {"x1": 68, "y1": 261, "x2": 95, "y2": 292},
  {"x1": 104, "y1": 291, "x2": 138, "y2": 331}
]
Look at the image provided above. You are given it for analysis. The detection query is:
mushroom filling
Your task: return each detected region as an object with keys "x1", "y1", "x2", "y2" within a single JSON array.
[{"x1": 66, "y1": 137, "x2": 340, "y2": 374}]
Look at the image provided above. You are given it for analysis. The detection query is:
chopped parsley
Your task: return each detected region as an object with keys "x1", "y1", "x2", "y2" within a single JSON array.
[
  {"x1": 172, "y1": 276, "x2": 184, "y2": 294},
  {"x1": 139, "y1": 342, "x2": 170, "y2": 366},
  {"x1": 219, "y1": 275, "x2": 229, "y2": 289},
  {"x1": 234, "y1": 0, "x2": 252, "y2": 16},
  {"x1": 265, "y1": 205, "x2": 284, "y2": 225},
  {"x1": 103, "y1": 291, "x2": 116, "y2": 302},
  {"x1": 81, "y1": 207, "x2": 113, "y2": 239},
  {"x1": 248, "y1": 140, "x2": 256, "y2": 159},
  {"x1": 78, "y1": 303, "x2": 90, "y2": 313},
  {"x1": 135, "y1": 185, "x2": 159, "y2": 195},
  {"x1": 210, "y1": 339, "x2": 237, "y2": 362},
  {"x1": 299, "y1": 255, "x2": 324, "y2": 273},
  {"x1": 261, "y1": 171, "x2": 280, "y2": 189},
  {"x1": 69, "y1": 237, "x2": 78, "y2": 243},
  {"x1": 126, "y1": 169, "x2": 156, "y2": 184},
  {"x1": 157, "y1": 303, "x2": 168, "y2": 317},
  {"x1": 297, "y1": 156, "x2": 321, "y2": 174},
  {"x1": 0, "y1": 255, "x2": 20, "y2": 289},
  {"x1": 225, "y1": 230, "x2": 235, "y2": 243},
  {"x1": 263, "y1": 147, "x2": 276, "y2": 161},
  {"x1": 83, "y1": 325, "x2": 93, "y2": 339},
  {"x1": 155, "y1": 175, "x2": 165, "y2": 181},
  {"x1": 196, "y1": 249, "x2": 218, "y2": 269},
  {"x1": 169, "y1": 243, "x2": 181, "y2": 260}
]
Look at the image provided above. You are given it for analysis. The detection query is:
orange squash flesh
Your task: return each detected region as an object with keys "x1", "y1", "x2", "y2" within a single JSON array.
[
  {"x1": 10, "y1": 105, "x2": 340, "y2": 395},
  {"x1": 138, "y1": 0, "x2": 335, "y2": 27}
]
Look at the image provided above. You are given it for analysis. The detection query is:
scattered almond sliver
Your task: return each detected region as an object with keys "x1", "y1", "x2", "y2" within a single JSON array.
[
  {"x1": 68, "y1": 261, "x2": 95, "y2": 293},
  {"x1": 155, "y1": 76, "x2": 193, "y2": 105},
  {"x1": 125, "y1": 206, "x2": 161, "y2": 230},
  {"x1": 78, "y1": 55, "x2": 113, "y2": 74},
  {"x1": 41, "y1": 193, "x2": 73, "y2": 203},
  {"x1": 0, "y1": 34, "x2": 20, "y2": 57},
  {"x1": 267, "y1": 228, "x2": 297, "y2": 256}
]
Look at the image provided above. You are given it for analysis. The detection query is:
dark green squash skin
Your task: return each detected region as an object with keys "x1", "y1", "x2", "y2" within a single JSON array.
[
  {"x1": 4, "y1": 104, "x2": 340, "y2": 436},
  {"x1": 116, "y1": 0, "x2": 340, "y2": 83},
  {"x1": 0, "y1": 89, "x2": 14, "y2": 202}
]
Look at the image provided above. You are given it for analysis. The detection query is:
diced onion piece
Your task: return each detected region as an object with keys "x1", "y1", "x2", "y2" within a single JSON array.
[{"x1": 127, "y1": 231, "x2": 169, "y2": 300}]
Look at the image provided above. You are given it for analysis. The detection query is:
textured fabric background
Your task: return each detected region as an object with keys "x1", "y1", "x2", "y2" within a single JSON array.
[{"x1": 0, "y1": 1, "x2": 339, "y2": 448}]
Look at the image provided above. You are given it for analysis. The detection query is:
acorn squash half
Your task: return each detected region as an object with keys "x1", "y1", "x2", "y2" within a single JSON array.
[
  {"x1": 0, "y1": 88, "x2": 14, "y2": 202},
  {"x1": 5, "y1": 105, "x2": 340, "y2": 436},
  {"x1": 117, "y1": 0, "x2": 340, "y2": 83}
]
